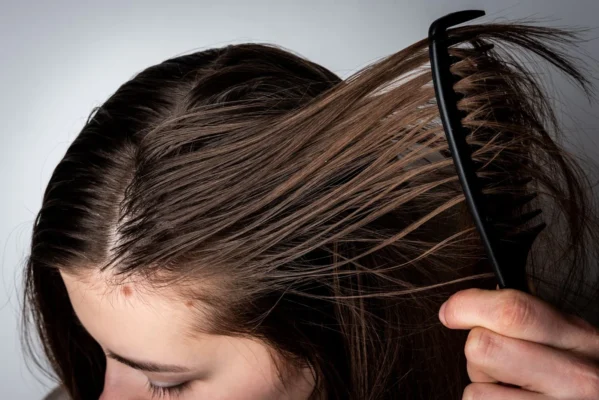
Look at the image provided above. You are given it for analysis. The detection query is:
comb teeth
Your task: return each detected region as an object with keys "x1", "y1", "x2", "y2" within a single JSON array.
[
  {"x1": 512, "y1": 208, "x2": 543, "y2": 226},
  {"x1": 498, "y1": 221, "x2": 547, "y2": 289},
  {"x1": 428, "y1": 9, "x2": 549, "y2": 292},
  {"x1": 489, "y1": 204, "x2": 544, "y2": 232},
  {"x1": 514, "y1": 192, "x2": 538, "y2": 207},
  {"x1": 486, "y1": 192, "x2": 538, "y2": 211},
  {"x1": 484, "y1": 184, "x2": 546, "y2": 263},
  {"x1": 502, "y1": 222, "x2": 547, "y2": 250},
  {"x1": 477, "y1": 43, "x2": 495, "y2": 53},
  {"x1": 513, "y1": 176, "x2": 533, "y2": 186},
  {"x1": 518, "y1": 222, "x2": 547, "y2": 243}
]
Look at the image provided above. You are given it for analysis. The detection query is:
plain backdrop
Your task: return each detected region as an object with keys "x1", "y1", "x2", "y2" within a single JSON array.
[{"x1": 2, "y1": 1, "x2": 598, "y2": 399}]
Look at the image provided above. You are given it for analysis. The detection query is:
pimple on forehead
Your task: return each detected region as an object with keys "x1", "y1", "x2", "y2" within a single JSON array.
[{"x1": 121, "y1": 284, "x2": 132, "y2": 297}]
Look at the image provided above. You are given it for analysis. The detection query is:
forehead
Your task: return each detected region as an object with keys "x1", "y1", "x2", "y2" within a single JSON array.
[{"x1": 60, "y1": 269, "x2": 207, "y2": 363}]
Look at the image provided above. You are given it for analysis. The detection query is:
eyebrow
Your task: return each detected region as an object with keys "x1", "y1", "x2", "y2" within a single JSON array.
[{"x1": 106, "y1": 350, "x2": 192, "y2": 373}]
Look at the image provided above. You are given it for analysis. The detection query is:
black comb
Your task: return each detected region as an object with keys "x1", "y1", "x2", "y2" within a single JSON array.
[{"x1": 428, "y1": 10, "x2": 546, "y2": 293}]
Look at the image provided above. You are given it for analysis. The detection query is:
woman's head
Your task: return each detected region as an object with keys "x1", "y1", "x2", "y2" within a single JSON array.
[
  {"x1": 23, "y1": 25, "x2": 599, "y2": 400},
  {"x1": 59, "y1": 264, "x2": 317, "y2": 399},
  {"x1": 26, "y1": 44, "x2": 343, "y2": 400}
]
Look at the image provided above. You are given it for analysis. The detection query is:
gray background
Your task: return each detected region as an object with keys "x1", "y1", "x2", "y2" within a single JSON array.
[{"x1": 1, "y1": 1, "x2": 598, "y2": 399}]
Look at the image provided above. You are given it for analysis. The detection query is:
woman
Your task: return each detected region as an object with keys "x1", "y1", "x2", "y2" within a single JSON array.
[{"x1": 23, "y1": 20, "x2": 599, "y2": 400}]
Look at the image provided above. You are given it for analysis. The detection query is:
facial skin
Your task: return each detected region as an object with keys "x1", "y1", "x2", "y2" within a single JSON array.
[{"x1": 60, "y1": 270, "x2": 316, "y2": 400}]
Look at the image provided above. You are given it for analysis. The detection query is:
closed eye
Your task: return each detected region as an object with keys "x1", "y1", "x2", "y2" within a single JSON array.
[{"x1": 146, "y1": 380, "x2": 191, "y2": 399}]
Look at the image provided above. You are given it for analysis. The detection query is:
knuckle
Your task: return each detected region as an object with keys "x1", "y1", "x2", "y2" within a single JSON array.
[
  {"x1": 568, "y1": 359, "x2": 599, "y2": 399},
  {"x1": 496, "y1": 290, "x2": 534, "y2": 330},
  {"x1": 567, "y1": 313, "x2": 599, "y2": 341},
  {"x1": 462, "y1": 383, "x2": 485, "y2": 400},
  {"x1": 465, "y1": 327, "x2": 500, "y2": 366},
  {"x1": 466, "y1": 361, "x2": 488, "y2": 383}
]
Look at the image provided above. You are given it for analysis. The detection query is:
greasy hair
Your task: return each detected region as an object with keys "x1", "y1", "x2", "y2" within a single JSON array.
[{"x1": 22, "y1": 21, "x2": 599, "y2": 400}]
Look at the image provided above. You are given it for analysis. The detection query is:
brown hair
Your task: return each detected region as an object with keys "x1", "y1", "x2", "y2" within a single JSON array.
[{"x1": 22, "y1": 22, "x2": 599, "y2": 400}]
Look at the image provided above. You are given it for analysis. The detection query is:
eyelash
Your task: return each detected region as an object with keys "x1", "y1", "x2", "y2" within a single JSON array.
[{"x1": 146, "y1": 380, "x2": 191, "y2": 399}]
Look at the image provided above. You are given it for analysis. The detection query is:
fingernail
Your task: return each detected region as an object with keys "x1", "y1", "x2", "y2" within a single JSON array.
[{"x1": 439, "y1": 301, "x2": 448, "y2": 325}]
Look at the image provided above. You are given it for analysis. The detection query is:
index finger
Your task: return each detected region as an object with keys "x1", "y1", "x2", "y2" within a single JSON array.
[{"x1": 439, "y1": 288, "x2": 599, "y2": 360}]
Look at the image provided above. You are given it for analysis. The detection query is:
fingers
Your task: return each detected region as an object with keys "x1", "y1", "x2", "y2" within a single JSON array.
[
  {"x1": 466, "y1": 360, "x2": 496, "y2": 383},
  {"x1": 463, "y1": 383, "x2": 551, "y2": 400},
  {"x1": 464, "y1": 326, "x2": 599, "y2": 399},
  {"x1": 441, "y1": 288, "x2": 599, "y2": 399},
  {"x1": 439, "y1": 288, "x2": 599, "y2": 360}
]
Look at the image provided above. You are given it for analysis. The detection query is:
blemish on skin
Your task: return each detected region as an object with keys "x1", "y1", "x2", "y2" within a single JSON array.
[
  {"x1": 122, "y1": 285, "x2": 132, "y2": 297},
  {"x1": 185, "y1": 300, "x2": 193, "y2": 308}
]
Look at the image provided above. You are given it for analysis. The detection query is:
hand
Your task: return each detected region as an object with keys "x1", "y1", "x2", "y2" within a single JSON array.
[{"x1": 438, "y1": 287, "x2": 599, "y2": 399}]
